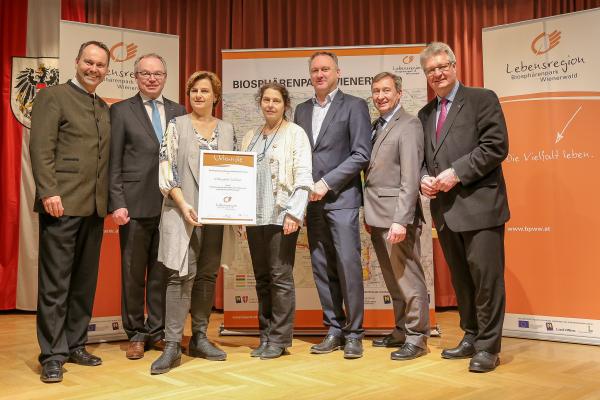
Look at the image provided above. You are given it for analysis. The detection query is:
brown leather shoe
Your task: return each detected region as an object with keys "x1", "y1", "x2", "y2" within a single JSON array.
[{"x1": 126, "y1": 341, "x2": 145, "y2": 360}]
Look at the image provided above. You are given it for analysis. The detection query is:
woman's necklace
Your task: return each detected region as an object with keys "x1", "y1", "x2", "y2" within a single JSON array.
[{"x1": 248, "y1": 119, "x2": 284, "y2": 162}]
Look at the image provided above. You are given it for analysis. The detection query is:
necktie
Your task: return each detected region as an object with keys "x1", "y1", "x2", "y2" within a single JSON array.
[
  {"x1": 436, "y1": 98, "x2": 448, "y2": 142},
  {"x1": 372, "y1": 116, "x2": 386, "y2": 143},
  {"x1": 149, "y1": 100, "x2": 163, "y2": 142}
]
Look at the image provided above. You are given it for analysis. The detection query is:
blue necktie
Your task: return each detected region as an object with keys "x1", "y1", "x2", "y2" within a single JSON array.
[{"x1": 149, "y1": 100, "x2": 163, "y2": 142}]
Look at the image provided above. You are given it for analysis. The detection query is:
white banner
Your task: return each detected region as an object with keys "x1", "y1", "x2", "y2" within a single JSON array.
[
  {"x1": 483, "y1": 8, "x2": 600, "y2": 345},
  {"x1": 60, "y1": 21, "x2": 179, "y2": 103},
  {"x1": 221, "y1": 45, "x2": 437, "y2": 334}
]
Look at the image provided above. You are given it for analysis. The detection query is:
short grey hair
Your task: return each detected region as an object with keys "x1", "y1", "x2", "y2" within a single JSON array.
[
  {"x1": 372, "y1": 72, "x2": 402, "y2": 92},
  {"x1": 419, "y1": 42, "x2": 456, "y2": 70},
  {"x1": 308, "y1": 51, "x2": 339, "y2": 70},
  {"x1": 134, "y1": 53, "x2": 167, "y2": 73}
]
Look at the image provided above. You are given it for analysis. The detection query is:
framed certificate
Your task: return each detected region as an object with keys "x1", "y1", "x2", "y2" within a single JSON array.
[{"x1": 198, "y1": 150, "x2": 256, "y2": 225}]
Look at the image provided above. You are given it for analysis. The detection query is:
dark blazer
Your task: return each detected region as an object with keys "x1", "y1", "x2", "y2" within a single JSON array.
[
  {"x1": 108, "y1": 93, "x2": 186, "y2": 218},
  {"x1": 293, "y1": 90, "x2": 371, "y2": 209},
  {"x1": 418, "y1": 84, "x2": 510, "y2": 232},
  {"x1": 364, "y1": 107, "x2": 424, "y2": 229},
  {"x1": 30, "y1": 80, "x2": 111, "y2": 217}
]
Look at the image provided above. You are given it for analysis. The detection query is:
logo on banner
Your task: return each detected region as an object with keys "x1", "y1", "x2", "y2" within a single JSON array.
[
  {"x1": 11, "y1": 57, "x2": 59, "y2": 129},
  {"x1": 88, "y1": 324, "x2": 97, "y2": 332},
  {"x1": 383, "y1": 295, "x2": 391, "y2": 304},
  {"x1": 531, "y1": 30, "x2": 561, "y2": 55},
  {"x1": 112, "y1": 322, "x2": 120, "y2": 330},
  {"x1": 546, "y1": 322, "x2": 554, "y2": 331},
  {"x1": 518, "y1": 320, "x2": 530, "y2": 328},
  {"x1": 402, "y1": 56, "x2": 414, "y2": 64},
  {"x1": 110, "y1": 42, "x2": 138, "y2": 62}
]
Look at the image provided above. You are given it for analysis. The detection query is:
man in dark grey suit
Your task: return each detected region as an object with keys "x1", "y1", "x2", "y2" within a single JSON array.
[
  {"x1": 109, "y1": 53, "x2": 186, "y2": 360},
  {"x1": 30, "y1": 41, "x2": 111, "y2": 383},
  {"x1": 418, "y1": 42, "x2": 510, "y2": 372},
  {"x1": 364, "y1": 72, "x2": 429, "y2": 361},
  {"x1": 294, "y1": 51, "x2": 371, "y2": 359}
]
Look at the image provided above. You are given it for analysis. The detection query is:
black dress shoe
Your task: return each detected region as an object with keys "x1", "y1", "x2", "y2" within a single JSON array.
[
  {"x1": 469, "y1": 351, "x2": 500, "y2": 372},
  {"x1": 40, "y1": 360, "x2": 63, "y2": 383},
  {"x1": 441, "y1": 339, "x2": 476, "y2": 359},
  {"x1": 188, "y1": 333, "x2": 227, "y2": 361},
  {"x1": 343, "y1": 338, "x2": 363, "y2": 359},
  {"x1": 310, "y1": 335, "x2": 345, "y2": 354},
  {"x1": 390, "y1": 343, "x2": 427, "y2": 361},
  {"x1": 372, "y1": 334, "x2": 405, "y2": 348},
  {"x1": 259, "y1": 345, "x2": 286, "y2": 360},
  {"x1": 150, "y1": 342, "x2": 182, "y2": 375},
  {"x1": 68, "y1": 348, "x2": 102, "y2": 366},
  {"x1": 250, "y1": 342, "x2": 269, "y2": 357}
]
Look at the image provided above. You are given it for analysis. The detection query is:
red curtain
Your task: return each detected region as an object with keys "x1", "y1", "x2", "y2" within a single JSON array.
[
  {"x1": 0, "y1": 0, "x2": 86, "y2": 309},
  {"x1": 0, "y1": 0, "x2": 28, "y2": 310},
  {"x1": 62, "y1": 0, "x2": 87, "y2": 22},
  {"x1": 87, "y1": 0, "x2": 600, "y2": 107}
]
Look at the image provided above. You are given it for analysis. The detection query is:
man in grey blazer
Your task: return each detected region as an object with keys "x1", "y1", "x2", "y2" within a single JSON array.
[
  {"x1": 294, "y1": 51, "x2": 371, "y2": 359},
  {"x1": 418, "y1": 42, "x2": 510, "y2": 372},
  {"x1": 364, "y1": 72, "x2": 429, "y2": 360},
  {"x1": 109, "y1": 53, "x2": 186, "y2": 360},
  {"x1": 30, "y1": 41, "x2": 111, "y2": 383}
]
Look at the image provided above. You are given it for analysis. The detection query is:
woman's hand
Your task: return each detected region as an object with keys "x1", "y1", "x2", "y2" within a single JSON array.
[
  {"x1": 181, "y1": 203, "x2": 202, "y2": 227},
  {"x1": 283, "y1": 215, "x2": 299, "y2": 235}
]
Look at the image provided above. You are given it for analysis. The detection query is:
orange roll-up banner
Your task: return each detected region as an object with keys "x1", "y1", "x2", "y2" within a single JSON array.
[
  {"x1": 58, "y1": 21, "x2": 179, "y2": 342},
  {"x1": 483, "y1": 8, "x2": 600, "y2": 344},
  {"x1": 221, "y1": 45, "x2": 438, "y2": 336}
]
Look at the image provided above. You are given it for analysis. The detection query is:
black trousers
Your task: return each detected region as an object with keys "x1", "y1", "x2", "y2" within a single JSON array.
[
  {"x1": 36, "y1": 213, "x2": 104, "y2": 364},
  {"x1": 437, "y1": 224, "x2": 506, "y2": 354},
  {"x1": 119, "y1": 216, "x2": 166, "y2": 343},
  {"x1": 246, "y1": 225, "x2": 299, "y2": 347}
]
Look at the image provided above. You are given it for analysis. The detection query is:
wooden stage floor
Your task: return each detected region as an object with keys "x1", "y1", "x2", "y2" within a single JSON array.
[{"x1": 1, "y1": 310, "x2": 600, "y2": 400}]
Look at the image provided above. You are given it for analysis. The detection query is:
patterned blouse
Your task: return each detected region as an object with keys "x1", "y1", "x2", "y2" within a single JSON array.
[{"x1": 158, "y1": 116, "x2": 223, "y2": 196}]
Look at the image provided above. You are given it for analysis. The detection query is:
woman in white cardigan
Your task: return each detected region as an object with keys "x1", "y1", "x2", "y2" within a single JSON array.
[{"x1": 240, "y1": 82, "x2": 313, "y2": 359}]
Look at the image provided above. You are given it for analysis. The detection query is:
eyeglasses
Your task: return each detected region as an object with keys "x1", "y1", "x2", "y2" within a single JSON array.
[
  {"x1": 425, "y1": 63, "x2": 454, "y2": 76},
  {"x1": 137, "y1": 71, "x2": 166, "y2": 79}
]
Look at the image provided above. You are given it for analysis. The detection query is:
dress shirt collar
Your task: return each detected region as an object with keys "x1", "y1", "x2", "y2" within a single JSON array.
[
  {"x1": 436, "y1": 81, "x2": 460, "y2": 105},
  {"x1": 379, "y1": 102, "x2": 402, "y2": 126},
  {"x1": 71, "y1": 76, "x2": 95, "y2": 97},
  {"x1": 312, "y1": 87, "x2": 339, "y2": 107},
  {"x1": 140, "y1": 92, "x2": 164, "y2": 105}
]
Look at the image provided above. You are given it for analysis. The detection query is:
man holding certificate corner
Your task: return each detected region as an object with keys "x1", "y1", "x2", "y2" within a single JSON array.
[
  {"x1": 153, "y1": 71, "x2": 235, "y2": 374},
  {"x1": 240, "y1": 82, "x2": 313, "y2": 359}
]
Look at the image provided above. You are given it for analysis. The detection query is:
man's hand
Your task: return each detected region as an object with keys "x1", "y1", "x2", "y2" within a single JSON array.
[
  {"x1": 386, "y1": 223, "x2": 407, "y2": 244},
  {"x1": 420, "y1": 176, "x2": 439, "y2": 199},
  {"x1": 283, "y1": 215, "x2": 300, "y2": 235},
  {"x1": 112, "y1": 208, "x2": 130, "y2": 225},
  {"x1": 309, "y1": 179, "x2": 329, "y2": 201},
  {"x1": 42, "y1": 196, "x2": 64, "y2": 218},
  {"x1": 181, "y1": 203, "x2": 202, "y2": 227},
  {"x1": 434, "y1": 168, "x2": 460, "y2": 192}
]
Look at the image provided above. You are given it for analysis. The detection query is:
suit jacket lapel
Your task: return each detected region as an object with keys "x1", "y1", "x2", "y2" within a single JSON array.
[
  {"x1": 372, "y1": 107, "x2": 403, "y2": 161},
  {"x1": 131, "y1": 93, "x2": 160, "y2": 145},
  {"x1": 302, "y1": 102, "x2": 315, "y2": 149},
  {"x1": 314, "y1": 90, "x2": 343, "y2": 150},
  {"x1": 434, "y1": 86, "x2": 465, "y2": 157},
  {"x1": 163, "y1": 98, "x2": 178, "y2": 126},
  {"x1": 426, "y1": 102, "x2": 437, "y2": 152}
]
